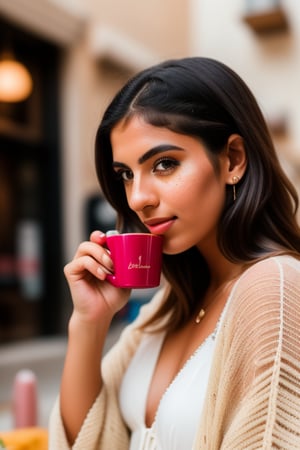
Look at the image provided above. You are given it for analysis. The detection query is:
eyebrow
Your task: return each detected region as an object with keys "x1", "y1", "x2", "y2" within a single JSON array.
[{"x1": 112, "y1": 144, "x2": 184, "y2": 169}]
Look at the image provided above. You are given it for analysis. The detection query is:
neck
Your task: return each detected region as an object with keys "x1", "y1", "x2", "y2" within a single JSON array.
[
  {"x1": 193, "y1": 257, "x2": 246, "y2": 325},
  {"x1": 194, "y1": 275, "x2": 237, "y2": 325},
  {"x1": 208, "y1": 252, "x2": 248, "y2": 300}
]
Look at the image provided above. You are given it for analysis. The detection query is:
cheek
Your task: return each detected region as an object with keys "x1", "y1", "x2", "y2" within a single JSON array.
[{"x1": 175, "y1": 165, "x2": 219, "y2": 202}]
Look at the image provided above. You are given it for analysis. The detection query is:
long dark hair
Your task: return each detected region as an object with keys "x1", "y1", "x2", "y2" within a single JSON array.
[{"x1": 95, "y1": 57, "x2": 300, "y2": 330}]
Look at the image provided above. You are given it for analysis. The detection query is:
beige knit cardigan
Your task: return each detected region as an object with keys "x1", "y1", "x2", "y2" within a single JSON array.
[{"x1": 49, "y1": 255, "x2": 300, "y2": 449}]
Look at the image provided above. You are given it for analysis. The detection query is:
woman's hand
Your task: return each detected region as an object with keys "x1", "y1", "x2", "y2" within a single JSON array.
[
  {"x1": 64, "y1": 230, "x2": 131, "y2": 325},
  {"x1": 60, "y1": 230, "x2": 129, "y2": 443}
]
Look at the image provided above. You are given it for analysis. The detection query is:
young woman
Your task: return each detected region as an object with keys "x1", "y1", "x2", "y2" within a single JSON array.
[{"x1": 49, "y1": 57, "x2": 300, "y2": 449}]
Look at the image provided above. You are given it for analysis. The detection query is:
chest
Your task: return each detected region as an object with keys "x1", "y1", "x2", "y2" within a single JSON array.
[
  {"x1": 145, "y1": 309, "x2": 220, "y2": 427},
  {"x1": 119, "y1": 330, "x2": 217, "y2": 450}
]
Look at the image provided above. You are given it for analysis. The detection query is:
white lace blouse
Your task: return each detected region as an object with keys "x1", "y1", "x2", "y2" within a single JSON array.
[{"x1": 119, "y1": 313, "x2": 225, "y2": 450}]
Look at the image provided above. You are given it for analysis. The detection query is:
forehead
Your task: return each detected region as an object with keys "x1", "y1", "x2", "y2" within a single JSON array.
[
  {"x1": 110, "y1": 115, "x2": 221, "y2": 176},
  {"x1": 111, "y1": 115, "x2": 189, "y2": 157}
]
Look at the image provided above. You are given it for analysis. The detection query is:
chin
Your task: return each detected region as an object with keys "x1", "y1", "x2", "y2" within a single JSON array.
[{"x1": 162, "y1": 239, "x2": 195, "y2": 256}]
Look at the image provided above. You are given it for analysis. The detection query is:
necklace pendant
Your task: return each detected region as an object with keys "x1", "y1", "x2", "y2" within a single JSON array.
[{"x1": 195, "y1": 308, "x2": 205, "y2": 324}]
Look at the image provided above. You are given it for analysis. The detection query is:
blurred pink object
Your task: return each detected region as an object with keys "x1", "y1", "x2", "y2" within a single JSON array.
[{"x1": 13, "y1": 369, "x2": 38, "y2": 428}]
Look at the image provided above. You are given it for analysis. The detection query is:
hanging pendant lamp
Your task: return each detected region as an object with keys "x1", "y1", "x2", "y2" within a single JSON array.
[{"x1": 0, "y1": 50, "x2": 33, "y2": 102}]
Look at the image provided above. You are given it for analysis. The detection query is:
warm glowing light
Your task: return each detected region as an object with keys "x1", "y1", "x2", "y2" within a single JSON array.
[{"x1": 0, "y1": 59, "x2": 33, "y2": 102}]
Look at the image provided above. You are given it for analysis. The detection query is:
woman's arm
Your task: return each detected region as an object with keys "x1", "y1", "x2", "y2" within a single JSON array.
[
  {"x1": 60, "y1": 315, "x2": 109, "y2": 444},
  {"x1": 58, "y1": 231, "x2": 131, "y2": 445}
]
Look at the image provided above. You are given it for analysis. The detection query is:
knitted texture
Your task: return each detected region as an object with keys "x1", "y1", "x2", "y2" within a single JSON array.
[
  {"x1": 195, "y1": 256, "x2": 300, "y2": 449},
  {"x1": 49, "y1": 256, "x2": 300, "y2": 450}
]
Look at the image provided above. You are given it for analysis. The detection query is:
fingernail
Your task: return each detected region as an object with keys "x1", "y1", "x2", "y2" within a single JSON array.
[
  {"x1": 102, "y1": 252, "x2": 113, "y2": 270},
  {"x1": 96, "y1": 231, "x2": 106, "y2": 243},
  {"x1": 97, "y1": 266, "x2": 111, "y2": 276}
]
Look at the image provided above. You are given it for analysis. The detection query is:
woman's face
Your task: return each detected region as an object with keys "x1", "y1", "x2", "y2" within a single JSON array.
[{"x1": 111, "y1": 115, "x2": 230, "y2": 255}]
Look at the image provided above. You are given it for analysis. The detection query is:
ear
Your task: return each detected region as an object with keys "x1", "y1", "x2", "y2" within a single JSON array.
[{"x1": 224, "y1": 134, "x2": 247, "y2": 183}]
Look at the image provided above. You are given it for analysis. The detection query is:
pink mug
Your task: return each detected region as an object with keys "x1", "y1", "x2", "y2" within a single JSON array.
[{"x1": 105, "y1": 232, "x2": 163, "y2": 288}]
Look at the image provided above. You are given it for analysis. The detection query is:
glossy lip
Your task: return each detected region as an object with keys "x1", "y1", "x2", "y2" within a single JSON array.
[{"x1": 144, "y1": 216, "x2": 177, "y2": 235}]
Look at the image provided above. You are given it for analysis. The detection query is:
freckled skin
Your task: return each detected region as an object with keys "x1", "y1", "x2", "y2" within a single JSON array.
[{"x1": 111, "y1": 116, "x2": 230, "y2": 256}]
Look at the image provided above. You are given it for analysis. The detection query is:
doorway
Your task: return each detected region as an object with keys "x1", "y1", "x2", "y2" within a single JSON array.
[{"x1": 0, "y1": 17, "x2": 63, "y2": 342}]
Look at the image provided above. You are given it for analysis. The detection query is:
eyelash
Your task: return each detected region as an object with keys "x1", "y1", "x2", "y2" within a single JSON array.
[
  {"x1": 115, "y1": 169, "x2": 133, "y2": 182},
  {"x1": 115, "y1": 157, "x2": 180, "y2": 182},
  {"x1": 152, "y1": 157, "x2": 180, "y2": 174}
]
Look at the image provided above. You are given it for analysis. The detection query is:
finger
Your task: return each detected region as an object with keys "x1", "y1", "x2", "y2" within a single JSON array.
[
  {"x1": 64, "y1": 255, "x2": 108, "y2": 282},
  {"x1": 73, "y1": 242, "x2": 114, "y2": 273},
  {"x1": 90, "y1": 230, "x2": 107, "y2": 245}
]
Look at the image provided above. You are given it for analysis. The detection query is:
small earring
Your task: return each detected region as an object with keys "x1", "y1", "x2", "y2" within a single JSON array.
[{"x1": 232, "y1": 176, "x2": 240, "y2": 202}]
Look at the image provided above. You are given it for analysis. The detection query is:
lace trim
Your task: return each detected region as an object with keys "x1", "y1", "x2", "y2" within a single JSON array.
[
  {"x1": 155, "y1": 336, "x2": 215, "y2": 425},
  {"x1": 137, "y1": 289, "x2": 233, "y2": 448}
]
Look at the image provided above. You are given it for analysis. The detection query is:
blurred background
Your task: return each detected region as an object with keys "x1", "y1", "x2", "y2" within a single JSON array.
[{"x1": 0, "y1": 0, "x2": 300, "y2": 431}]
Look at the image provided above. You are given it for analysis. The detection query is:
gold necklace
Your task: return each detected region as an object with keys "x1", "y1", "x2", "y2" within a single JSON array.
[
  {"x1": 194, "y1": 273, "x2": 241, "y2": 324},
  {"x1": 195, "y1": 283, "x2": 227, "y2": 324}
]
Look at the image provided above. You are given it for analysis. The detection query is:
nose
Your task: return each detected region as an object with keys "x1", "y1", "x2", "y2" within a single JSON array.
[{"x1": 126, "y1": 175, "x2": 158, "y2": 212}]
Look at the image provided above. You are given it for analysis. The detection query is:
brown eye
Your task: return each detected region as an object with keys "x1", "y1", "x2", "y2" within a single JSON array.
[
  {"x1": 115, "y1": 169, "x2": 133, "y2": 181},
  {"x1": 153, "y1": 157, "x2": 180, "y2": 174}
]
